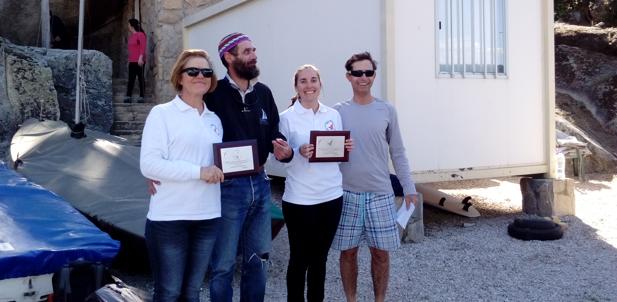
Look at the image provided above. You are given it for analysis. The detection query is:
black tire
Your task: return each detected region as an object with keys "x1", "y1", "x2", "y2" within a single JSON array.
[
  {"x1": 507, "y1": 218, "x2": 564, "y2": 241},
  {"x1": 512, "y1": 218, "x2": 558, "y2": 230}
]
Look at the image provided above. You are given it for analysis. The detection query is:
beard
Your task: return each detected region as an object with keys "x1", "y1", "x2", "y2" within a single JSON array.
[{"x1": 232, "y1": 57, "x2": 260, "y2": 80}]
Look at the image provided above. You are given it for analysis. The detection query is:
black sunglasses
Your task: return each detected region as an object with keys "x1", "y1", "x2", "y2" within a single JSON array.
[
  {"x1": 182, "y1": 67, "x2": 214, "y2": 78},
  {"x1": 348, "y1": 70, "x2": 375, "y2": 77}
]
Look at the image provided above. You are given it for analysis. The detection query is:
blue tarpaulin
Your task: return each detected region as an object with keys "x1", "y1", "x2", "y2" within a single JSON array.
[{"x1": 0, "y1": 162, "x2": 120, "y2": 280}]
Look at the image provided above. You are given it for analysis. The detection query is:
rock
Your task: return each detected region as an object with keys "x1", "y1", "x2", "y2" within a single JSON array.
[
  {"x1": 0, "y1": 40, "x2": 59, "y2": 140},
  {"x1": 45, "y1": 49, "x2": 113, "y2": 132},
  {"x1": 556, "y1": 92, "x2": 617, "y2": 173},
  {"x1": 0, "y1": 37, "x2": 113, "y2": 139},
  {"x1": 5, "y1": 53, "x2": 60, "y2": 123},
  {"x1": 554, "y1": 22, "x2": 617, "y2": 57},
  {"x1": 555, "y1": 44, "x2": 617, "y2": 133},
  {"x1": 594, "y1": 21, "x2": 607, "y2": 28},
  {"x1": 0, "y1": 40, "x2": 14, "y2": 141}
]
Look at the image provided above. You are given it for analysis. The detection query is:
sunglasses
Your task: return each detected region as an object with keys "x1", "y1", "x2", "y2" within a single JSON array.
[
  {"x1": 182, "y1": 67, "x2": 214, "y2": 78},
  {"x1": 348, "y1": 70, "x2": 375, "y2": 77}
]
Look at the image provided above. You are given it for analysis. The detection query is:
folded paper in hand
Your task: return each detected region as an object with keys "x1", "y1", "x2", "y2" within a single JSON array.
[{"x1": 396, "y1": 203, "x2": 415, "y2": 228}]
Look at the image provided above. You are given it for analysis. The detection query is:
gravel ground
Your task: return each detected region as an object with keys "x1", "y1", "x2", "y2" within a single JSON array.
[{"x1": 113, "y1": 174, "x2": 617, "y2": 301}]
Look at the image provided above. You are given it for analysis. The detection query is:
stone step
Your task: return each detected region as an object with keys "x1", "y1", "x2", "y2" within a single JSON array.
[
  {"x1": 113, "y1": 95, "x2": 154, "y2": 104},
  {"x1": 111, "y1": 121, "x2": 145, "y2": 131},
  {"x1": 113, "y1": 103, "x2": 155, "y2": 110},
  {"x1": 113, "y1": 78, "x2": 153, "y2": 86},
  {"x1": 113, "y1": 104, "x2": 154, "y2": 121},
  {"x1": 112, "y1": 78, "x2": 155, "y2": 100},
  {"x1": 113, "y1": 86, "x2": 154, "y2": 92},
  {"x1": 112, "y1": 123, "x2": 145, "y2": 132},
  {"x1": 113, "y1": 86, "x2": 155, "y2": 94},
  {"x1": 114, "y1": 134, "x2": 142, "y2": 146},
  {"x1": 113, "y1": 110, "x2": 150, "y2": 121},
  {"x1": 111, "y1": 129, "x2": 143, "y2": 136},
  {"x1": 112, "y1": 89, "x2": 153, "y2": 95}
]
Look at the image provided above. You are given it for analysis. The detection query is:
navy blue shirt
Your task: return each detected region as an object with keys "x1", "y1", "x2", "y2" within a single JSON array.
[{"x1": 205, "y1": 77, "x2": 287, "y2": 166}]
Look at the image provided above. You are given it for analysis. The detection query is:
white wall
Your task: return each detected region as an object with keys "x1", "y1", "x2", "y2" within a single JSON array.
[
  {"x1": 390, "y1": 0, "x2": 548, "y2": 180},
  {"x1": 184, "y1": 0, "x2": 384, "y2": 109},
  {"x1": 184, "y1": 0, "x2": 551, "y2": 181}
]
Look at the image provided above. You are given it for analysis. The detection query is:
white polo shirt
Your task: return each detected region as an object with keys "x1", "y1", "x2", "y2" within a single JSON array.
[
  {"x1": 140, "y1": 96, "x2": 223, "y2": 221},
  {"x1": 279, "y1": 101, "x2": 343, "y2": 205}
]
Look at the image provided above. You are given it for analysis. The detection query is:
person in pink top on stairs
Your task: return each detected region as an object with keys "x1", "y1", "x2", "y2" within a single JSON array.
[{"x1": 125, "y1": 18, "x2": 147, "y2": 103}]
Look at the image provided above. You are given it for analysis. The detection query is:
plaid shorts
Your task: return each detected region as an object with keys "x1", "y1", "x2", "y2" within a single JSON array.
[{"x1": 332, "y1": 190, "x2": 400, "y2": 251}]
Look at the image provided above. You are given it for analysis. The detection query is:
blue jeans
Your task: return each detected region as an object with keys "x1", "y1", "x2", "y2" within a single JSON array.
[
  {"x1": 145, "y1": 218, "x2": 220, "y2": 302},
  {"x1": 209, "y1": 171, "x2": 272, "y2": 302}
]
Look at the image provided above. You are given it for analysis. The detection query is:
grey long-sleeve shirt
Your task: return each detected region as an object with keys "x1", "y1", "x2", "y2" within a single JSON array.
[{"x1": 334, "y1": 98, "x2": 417, "y2": 196}]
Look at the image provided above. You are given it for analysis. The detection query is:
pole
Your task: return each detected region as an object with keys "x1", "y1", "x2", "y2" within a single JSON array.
[
  {"x1": 41, "y1": 0, "x2": 50, "y2": 48},
  {"x1": 74, "y1": 0, "x2": 85, "y2": 124}
]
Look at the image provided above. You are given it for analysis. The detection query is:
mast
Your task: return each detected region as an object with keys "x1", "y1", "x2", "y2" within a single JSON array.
[
  {"x1": 74, "y1": 0, "x2": 85, "y2": 125},
  {"x1": 41, "y1": 0, "x2": 50, "y2": 48},
  {"x1": 71, "y1": 0, "x2": 86, "y2": 138}
]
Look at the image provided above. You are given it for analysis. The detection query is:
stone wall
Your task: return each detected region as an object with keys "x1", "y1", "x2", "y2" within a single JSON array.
[{"x1": 143, "y1": 0, "x2": 222, "y2": 103}]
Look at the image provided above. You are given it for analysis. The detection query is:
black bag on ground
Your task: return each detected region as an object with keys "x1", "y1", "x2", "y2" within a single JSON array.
[{"x1": 85, "y1": 276, "x2": 150, "y2": 302}]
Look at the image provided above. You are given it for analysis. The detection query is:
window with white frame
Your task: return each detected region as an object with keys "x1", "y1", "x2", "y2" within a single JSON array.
[{"x1": 437, "y1": 0, "x2": 507, "y2": 78}]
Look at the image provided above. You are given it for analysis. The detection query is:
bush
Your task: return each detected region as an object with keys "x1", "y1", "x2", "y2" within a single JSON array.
[{"x1": 554, "y1": 0, "x2": 592, "y2": 25}]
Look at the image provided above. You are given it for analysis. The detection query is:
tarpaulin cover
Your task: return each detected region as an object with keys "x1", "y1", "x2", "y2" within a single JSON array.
[
  {"x1": 9, "y1": 119, "x2": 285, "y2": 240},
  {"x1": 10, "y1": 119, "x2": 149, "y2": 238},
  {"x1": 0, "y1": 162, "x2": 120, "y2": 280}
]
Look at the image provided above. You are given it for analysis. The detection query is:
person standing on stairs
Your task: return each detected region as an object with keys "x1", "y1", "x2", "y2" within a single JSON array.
[{"x1": 125, "y1": 18, "x2": 146, "y2": 103}]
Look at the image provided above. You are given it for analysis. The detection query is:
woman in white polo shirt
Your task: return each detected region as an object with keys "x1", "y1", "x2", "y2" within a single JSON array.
[
  {"x1": 140, "y1": 49, "x2": 224, "y2": 301},
  {"x1": 278, "y1": 64, "x2": 352, "y2": 302}
]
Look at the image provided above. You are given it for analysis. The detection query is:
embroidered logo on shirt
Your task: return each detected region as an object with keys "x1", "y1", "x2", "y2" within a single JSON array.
[
  {"x1": 324, "y1": 120, "x2": 335, "y2": 130},
  {"x1": 210, "y1": 124, "x2": 222, "y2": 137},
  {"x1": 260, "y1": 109, "x2": 269, "y2": 125}
]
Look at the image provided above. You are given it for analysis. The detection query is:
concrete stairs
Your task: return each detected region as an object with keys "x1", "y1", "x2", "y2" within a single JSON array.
[{"x1": 111, "y1": 78, "x2": 154, "y2": 145}]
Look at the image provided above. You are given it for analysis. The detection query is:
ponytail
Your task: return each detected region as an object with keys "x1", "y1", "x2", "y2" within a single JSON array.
[{"x1": 290, "y1": 95, "x2": 299, "y2": 107}]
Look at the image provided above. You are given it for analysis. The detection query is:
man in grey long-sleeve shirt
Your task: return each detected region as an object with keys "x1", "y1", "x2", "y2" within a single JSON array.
[{"x1": 332, "y1": 52, "x2": 418, "y2": 302}]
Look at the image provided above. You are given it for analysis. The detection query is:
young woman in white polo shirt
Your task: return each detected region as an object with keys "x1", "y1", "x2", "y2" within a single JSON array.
[
  {"x1": 140, "y1": 49, "x2": 224, "y2": 301},
  {"x1": 278, "y1": 64, "x2": 352, "y2": 302}
]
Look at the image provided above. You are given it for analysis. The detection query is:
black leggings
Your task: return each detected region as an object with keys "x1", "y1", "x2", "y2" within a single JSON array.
[
  {"x1": 126, "y1": 62, "x2": 144, "y2": 97},
  {"x1": 282, "y1": 196, "x2": 343, "y2": 302}
]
